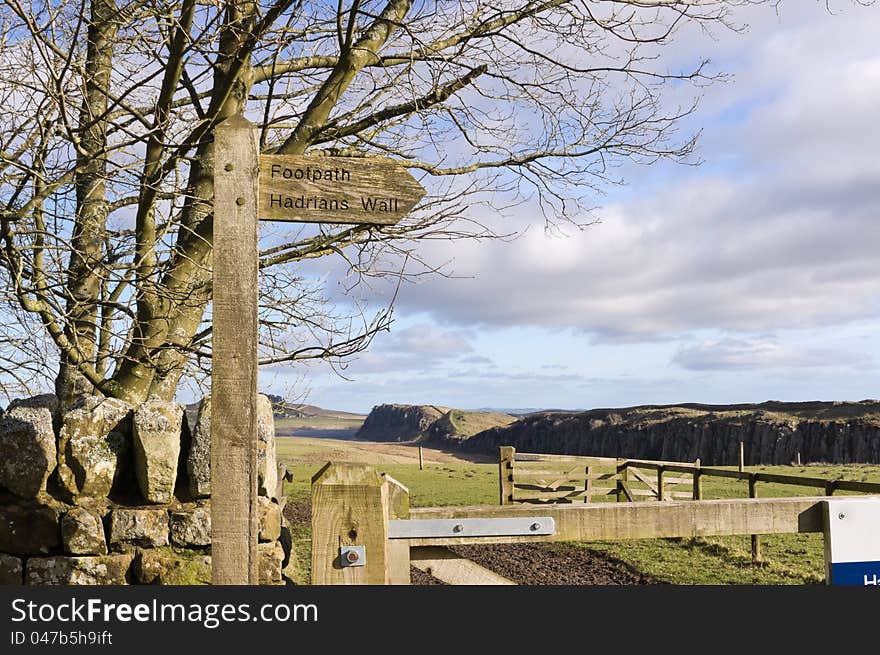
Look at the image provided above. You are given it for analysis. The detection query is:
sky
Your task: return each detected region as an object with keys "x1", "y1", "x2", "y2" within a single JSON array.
[{"x1": 264, "y1": 1, "x2": 880, "y2": 414}]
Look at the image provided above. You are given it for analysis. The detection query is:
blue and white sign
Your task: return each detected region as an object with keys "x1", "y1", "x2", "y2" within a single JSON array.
[{"x1": 823, "y1": 498, "x2": 880, "y2": 586}]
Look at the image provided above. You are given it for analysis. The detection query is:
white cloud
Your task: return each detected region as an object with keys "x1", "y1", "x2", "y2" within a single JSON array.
[
  {"x1": 672, "y1": 338, "x2": 869, "y2": 371},
  {"x1": 382, "y1": 6, "x2": 880, "y2": 343}
]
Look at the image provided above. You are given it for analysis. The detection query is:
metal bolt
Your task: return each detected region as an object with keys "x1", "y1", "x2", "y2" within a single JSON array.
[
  {"x1": 452, "y1": 523, "x2": 464, "y2": 533},
  {"x1": 530, "y1": 522, "x2": 542, "y2": 532},
  {"x1": 838, "y1": 513, "x2": 846, "y2": 520},
  {"x1": 224, "y1": 163, "x2": 234, "y2": 171},
  {"x1": 236, "y1": 197, "x2": 245, "y2": 206},
  {"x1": 345, "y1": 549, "x2": 360, "y2": 564}
]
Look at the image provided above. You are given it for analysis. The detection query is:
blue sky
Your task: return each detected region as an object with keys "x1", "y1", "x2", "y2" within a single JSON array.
[{"x1": 263, "y1": 2, "x2": 880, "y2": 414}]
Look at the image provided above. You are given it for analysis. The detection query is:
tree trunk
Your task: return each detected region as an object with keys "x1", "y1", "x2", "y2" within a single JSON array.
[
  {"x1": 111, "y1": 1, "x2": 257, "y2": 404},
  {"x1": 56, "y1": 0, "x2": 117, "y2": 409}
]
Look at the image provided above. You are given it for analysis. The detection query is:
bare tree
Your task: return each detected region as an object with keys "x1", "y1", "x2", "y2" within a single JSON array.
[{"x1": 0, "y1": 0, "x2": 850, "y2": 406}]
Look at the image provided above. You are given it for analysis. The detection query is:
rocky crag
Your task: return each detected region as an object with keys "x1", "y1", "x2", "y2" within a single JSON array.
[
  {"x1": 355, "y1": 404, "x2": 516, "y2": 444},
  {"x1": 460, "y1": 401, "x2": 880, "y2": 465},
  {"x1": 0, "y1": 393, "x2": 293, "y2": 585},
  {"x1": 355, "y1": 404, "x2": 450, "y2": 441}
]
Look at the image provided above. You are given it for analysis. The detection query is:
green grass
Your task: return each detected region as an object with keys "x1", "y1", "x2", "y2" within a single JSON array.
[{"x1": 276, "y1": 437, "x2": 880, "y2": 585}]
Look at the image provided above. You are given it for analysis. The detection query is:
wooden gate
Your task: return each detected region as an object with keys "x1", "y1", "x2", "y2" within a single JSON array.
[{"x1": 309, "y1": 461, "x2": 877, "y2": 585}]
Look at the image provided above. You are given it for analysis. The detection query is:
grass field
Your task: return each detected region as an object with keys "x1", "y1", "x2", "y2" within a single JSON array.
[{"x1": 276, "y1": 436, "x2": 880, "y2": 585}]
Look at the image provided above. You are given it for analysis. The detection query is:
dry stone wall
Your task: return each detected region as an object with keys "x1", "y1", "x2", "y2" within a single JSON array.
[{"x1": 0, "y1": 392, "x2": 293, "y2": 586}]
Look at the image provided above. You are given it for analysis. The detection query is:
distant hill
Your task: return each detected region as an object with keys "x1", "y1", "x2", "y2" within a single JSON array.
[
  {"x1": 264, "y1": 394, "x2": 364, "y2": 420},
  {"x1": 355, "y1": 404, "x2": 450, "y2": 442},
  {"x1": 184, "y1": 394, "x2": 364, "y2": 422},
  {"x1": 356, "y1": 403, "x2": 517, "y2": 443},
  {"x1": 460, "y1": 400, "x2": 880, "y2": 465}
]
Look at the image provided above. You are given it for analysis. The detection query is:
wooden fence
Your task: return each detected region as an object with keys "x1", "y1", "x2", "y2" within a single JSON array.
[
  {"x1": 499, "y1": 446, "x2": 880, "y2": 561},
  {"x1": 310, "y1": 461, "x2": 880, "y2": 585},
  {"x1": 500, "y1": 446, "x2": 880, "y2": 505}
]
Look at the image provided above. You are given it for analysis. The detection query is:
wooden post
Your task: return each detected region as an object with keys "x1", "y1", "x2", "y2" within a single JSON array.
[
  {"x1": 749, "y1": 473, "x2": 761, "y2": 562},
  {"x1": 418, "y1": 446, "x2": 423, "y2": 471},
  {"x1": 739, "y1": 441, "x2": 745, "y2": 472},
  {"x1": 693, "y1": 458, "x2": 703, "y2": 501},
  {"x1": 499, "y1": 446, "x2": 515, "y2": 505},
  {"x1": 310, "y1": 462, "x2": 393, "y2": 585},
  {"x1": 796, "y1": 451, "x2": 802, "y2": 466},
  {"x1": 616, "y1": 460, "x2": 629, "y2": 503},
  {"x1": 384, "y1": 474, "x2": 411, "y2": 585},
  {"x1": 211, "y1": 116, "x2": 260, "y2": 585},
  {"x1": 584, "y1": 465, "x2": 593, "y2": 504},
  {"x1": 825, "y1": 480, "x2": 836, "y2": 496},
  {"x1": 657, "y1": 466, "x2": 665, "y2": 502}
]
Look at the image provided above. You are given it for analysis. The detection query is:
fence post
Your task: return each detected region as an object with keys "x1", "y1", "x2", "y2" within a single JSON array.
[
  {"x1": 657, "y1": 466, "x2": 665, "y2": 501},
  {"x1": 211, "y1": 116, "x2": 260, "y2": 585},
  {"x1": 739, "y1": 441, "x2": 745, "y2": 472},
  {"x1": 584, "y1": 464, "x2": 593, "y2": 503},
  {"x1": 418, "y1": 446, "x2": 424, "y2": 471},
  {"x1": 693, "y1": 458, "x2": 703, "y2": 501},
  {"x1": 616, "y1": 460, "x2": 629, "y2": 503},
  {"x1": 311, "y1": 462, "x2": 393, "y2": 584},
  {"x1": 749, "y1": 473, "x2": 761, "y2": 562},
  {"x1": 499, "y1": 446, "x2": 515, "y2": 505},
  {"x1": 384, "y1": 473, "x2": 411, "y2": 585},
  {"x1": 825, "y1": 480, "x2": 836, "y2": 496}
]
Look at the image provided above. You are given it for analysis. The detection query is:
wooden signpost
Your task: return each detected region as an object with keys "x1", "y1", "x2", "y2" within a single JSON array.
[{"x1": 211, "y1": 116, "x2": 425, "y2": 584}]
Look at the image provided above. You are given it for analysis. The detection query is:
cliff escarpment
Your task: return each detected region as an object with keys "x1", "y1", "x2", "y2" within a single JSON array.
[
  {"x1": 354, "y1": 404, "x2": 449, "y2": 441},
  {"x1": 461, "y1": 401, "x2": 880, "y2": 465}
]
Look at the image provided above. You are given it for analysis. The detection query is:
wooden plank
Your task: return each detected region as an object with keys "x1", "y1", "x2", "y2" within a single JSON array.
[
  {"x1": 693, "y1": 459, "x2": 703, "y2": 501},
  {"x1": 403, "y1": 495, "x2": 842, "y2": 546},
  {"x1": 700, "y1": 467, "x2": 751, "y2": 480},
  {"x1": 514, "y1": 483, "x2": 581, "y2": 493},
  {"x1": 515, "y1": 453, "x2": 619, "y2": 465},
  {"x1": 661, "y1": 463, "x2": 702, "y2": 475},
  {"x1": 749, "y1": 473, "x2": 761, "y2": 562},
  {"x1": 499, "y1": 447, "x2": 515, "y2": 505},
  {"x1": 834, "y1": 480, "x2": 880, "y2": 493},
  {"x1": 211, "y1": 116, "x2": 260, "y2": 585},
  {"x1": 619, "y1": 481, "x2": 636, "y2": 502},
  {"x1": 624, "y1": 459, "x2": 700, "y2": 471},
  {"x1": 384, "y1": 474, "x2": 411, "y2": 585},
  {"x1": 514, "y1": 471, "x2": 618, "y2": 481},
  {"x1": 616, "y1": 460, "x2": 628, "y2": 503},
  {"x1": 754, "y1": 472, "x2": 839, "y2": 489},
  {"x1": 513, "y1": 486, "x2": 613, "y2": 498},
  {"x1": 657, "y1": 467, "x2": 665, "y2": 502},
  {"x1": 410, "y1": 547, "x2": 516, "y2": 585},
  {"x1": 310, "y1": 463, "x2": 391, "y2": 585},
  {"x1": 628, "y1": 467, "x2": 660, "y2": 496},
  {"x1": 258, "y1": 154, "x2": 425, "y2": 224}
]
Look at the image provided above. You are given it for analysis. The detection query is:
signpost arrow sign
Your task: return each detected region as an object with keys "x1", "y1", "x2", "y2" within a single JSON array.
[{"x1": 259, "y1": 154, "x2": 426, "y2": 224}]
